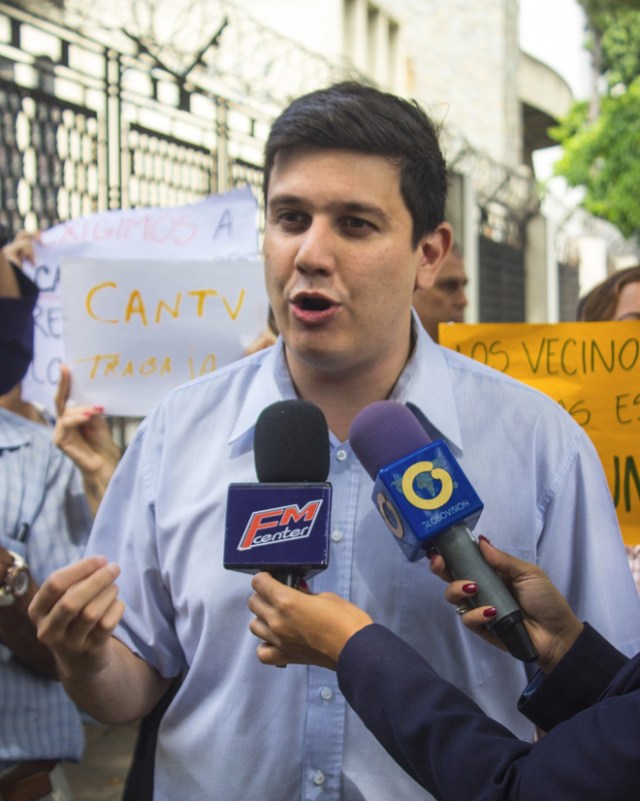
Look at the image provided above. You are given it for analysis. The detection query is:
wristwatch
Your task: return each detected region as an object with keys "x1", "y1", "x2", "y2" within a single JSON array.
[{"x1": 0, "y1": 551, "x2": 30, "y2": 606}]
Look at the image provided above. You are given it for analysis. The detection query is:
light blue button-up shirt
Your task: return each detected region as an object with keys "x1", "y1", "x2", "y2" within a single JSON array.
[
  {"x1": 0, "y1": 409, "x2": 91, "y2": 769},
  {"x1": 87, "y1": 322, "x2": 640, "y2": 801}
]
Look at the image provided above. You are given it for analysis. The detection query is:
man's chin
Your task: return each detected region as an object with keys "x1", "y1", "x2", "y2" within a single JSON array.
[{"x1": 284, "y1": 339, "x2": 357, "y2": 376}]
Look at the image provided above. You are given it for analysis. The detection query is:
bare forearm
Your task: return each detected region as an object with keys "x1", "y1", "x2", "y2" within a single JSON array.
[
  {"x1": 0, "y1": 252, "x2": 20, "y2": 296},
  {"x1": 57, "y1": 636, "x2": 170, "y2": 723},
  {"x1": 82, "y1": 468, "x2": 116, "y2": 517}
]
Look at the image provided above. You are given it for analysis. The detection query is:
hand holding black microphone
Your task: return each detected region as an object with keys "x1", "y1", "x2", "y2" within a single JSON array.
[{"x1": 348, "y1": 400, "x2": 538, "y2": 663}]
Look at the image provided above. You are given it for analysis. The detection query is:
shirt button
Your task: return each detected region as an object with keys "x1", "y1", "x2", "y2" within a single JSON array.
[
  {"x1": 336, "y1": 449, "x2": 347, "y2": 462},
  {"x1": 313, "y1": 771, "x2": 326, "y2": 786},
  {"x1": 320, "y1": 686, "x2": 333, "y2": 701},
  {"x1": 331, "y1": 529, "x2": 343, "y2": 543}
]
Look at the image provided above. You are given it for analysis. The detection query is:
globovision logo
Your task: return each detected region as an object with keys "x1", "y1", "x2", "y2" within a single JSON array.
[
  {"x1": 401, "y1": 461, "x2": 453, "y2": 510},
  {"x1": 376, "y1": 492, "x2": 404, "y2": 539},
  {"x1": 428, "y1": 500, "x2": 470, "y2": 525}
]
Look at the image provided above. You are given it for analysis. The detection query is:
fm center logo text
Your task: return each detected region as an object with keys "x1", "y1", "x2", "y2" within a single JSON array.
[{"x1": 237, "y1": 500, "x2": 324, "y2": 551}]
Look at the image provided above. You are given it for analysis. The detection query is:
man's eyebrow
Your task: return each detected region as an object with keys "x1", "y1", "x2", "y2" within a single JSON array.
[
  {"x1": 267, "y1": 194, "x2": 391, "y2": 223},
  {"x1": 267, "y1": 193, "x2": 304, "y2": 208}
]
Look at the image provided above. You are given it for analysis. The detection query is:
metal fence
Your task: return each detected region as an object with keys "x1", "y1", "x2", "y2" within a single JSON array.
[{"x1": 0, "y1": 3, "x2": 271, "y2": 239}]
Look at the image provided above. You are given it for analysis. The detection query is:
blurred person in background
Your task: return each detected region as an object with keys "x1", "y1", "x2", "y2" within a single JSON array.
[
  {"x1": 1, "y1": 230, "x2": 122, "y2": 801},
  {"x1": 0, "y1": 242, "x2": 92, "y2": 801},
  {"x1": 578, "y1": 264, "x2": 640, "y2": 323},
  {"x1": 412, "y1": 242, "x2": 468, "y2": 342},
  {"x1": 578, "y1": 264, "x2": 640, "y2": 592}
]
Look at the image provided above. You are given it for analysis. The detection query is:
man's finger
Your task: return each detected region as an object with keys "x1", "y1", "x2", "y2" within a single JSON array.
[{"x1": 29, "y1": 558, "x2": 117, "y2": 624}]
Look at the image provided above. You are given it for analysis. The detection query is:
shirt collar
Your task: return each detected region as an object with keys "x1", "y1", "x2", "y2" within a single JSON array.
[
  {"x1": 227, "y1": 316, "x2": 464, "y2": 455},
  {"x1": 228, "y1": 339, "x2": 296, "y2": 447},
  {"x1": 0, "y1": 407, "x2": 39, "y2": 449},
  {"x1": 389, "y1": 313, "x2": 464, "y2": 454}
]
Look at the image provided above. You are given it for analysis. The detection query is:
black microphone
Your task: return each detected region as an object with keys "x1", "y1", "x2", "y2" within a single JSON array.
[
  {"x1": 349, "y1": 400, "x2": 537, "y2": 663},
  {"x1": 224, "y1": 399, "x2": 332, "y2": 588}
]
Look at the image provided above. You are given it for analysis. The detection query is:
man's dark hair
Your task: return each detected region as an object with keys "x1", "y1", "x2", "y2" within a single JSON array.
[{"x1": 263, "y1": 82, "x2": 448, "y2": 247}]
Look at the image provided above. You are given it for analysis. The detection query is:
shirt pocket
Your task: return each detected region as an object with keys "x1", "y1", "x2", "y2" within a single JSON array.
[{"x1": 396, "y1": 547, "x2": 533, "y2": 691}]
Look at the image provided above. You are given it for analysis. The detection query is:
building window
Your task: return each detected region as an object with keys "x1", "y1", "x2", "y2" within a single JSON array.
[{"x1": 343, "y1": 0, "x2": 400, "y2": 90}]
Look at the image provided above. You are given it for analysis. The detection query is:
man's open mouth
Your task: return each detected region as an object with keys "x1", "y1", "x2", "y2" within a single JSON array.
[{"x1": 297, "y1": 297, "x2": 331, "y2": 311}]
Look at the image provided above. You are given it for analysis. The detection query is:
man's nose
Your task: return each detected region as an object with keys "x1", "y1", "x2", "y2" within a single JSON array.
[
  {"x1": 454, "y1": 286, "x2": 468, "y2": 308},
  {"x1": 293, "y1": 220, "x2": 336, "y2": 275}
]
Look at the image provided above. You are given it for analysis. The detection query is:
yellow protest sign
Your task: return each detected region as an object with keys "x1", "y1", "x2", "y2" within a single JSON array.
[{"x1": 440, "y1": 322, "x2": 640, "y2": 545}]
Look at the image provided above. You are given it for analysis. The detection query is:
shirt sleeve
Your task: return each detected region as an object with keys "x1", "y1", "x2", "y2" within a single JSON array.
[
  {"x1": 536, "y1": 429, "x2": 640, "y2": 659},
  {"x1": 518, "y1": 622, "x2": 628, "y2": 731},
  {"x1": 84, "y1": 416, "x2": 185, "y2": 679},
  {"x1": 337, "y1": 623, "x2": 640, "y2": 801}
]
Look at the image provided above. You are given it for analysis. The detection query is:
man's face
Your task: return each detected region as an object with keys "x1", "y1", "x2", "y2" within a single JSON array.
[
  {"x1": 263, "y1": 148, "x2": 444, "y2": 382},
  {"x1": 412, "y1": 251, "x2": 468, "y2": 341}
]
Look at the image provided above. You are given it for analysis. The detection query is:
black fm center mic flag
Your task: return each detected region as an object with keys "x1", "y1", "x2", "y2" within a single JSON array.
[
  {"x1": 349, "y1": 400, "x2": 537, "y2": 663},
  {"x1": 224, "y1": 399, "x2": 332, "y2": 588}
]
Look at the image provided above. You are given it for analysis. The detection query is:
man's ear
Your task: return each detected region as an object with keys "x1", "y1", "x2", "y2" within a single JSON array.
[{"x1": 415, "y1": 223, "x2": 453, "y2": 291}]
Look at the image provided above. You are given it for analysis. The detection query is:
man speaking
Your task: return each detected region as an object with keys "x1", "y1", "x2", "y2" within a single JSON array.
[{"x1": 30, "y1": 83, "x2": 640, "y2": 801}]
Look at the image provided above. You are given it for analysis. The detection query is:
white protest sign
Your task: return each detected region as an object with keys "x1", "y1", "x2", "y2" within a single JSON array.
[
  {"x1": 21, "y1": 187, "x2": 259, "y2": 412},
  {"x1": 61, "y1": 257, "x2": 268, "y2": 417}
]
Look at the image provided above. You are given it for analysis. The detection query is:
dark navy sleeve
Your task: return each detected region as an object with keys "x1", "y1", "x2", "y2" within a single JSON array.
[
  {"x1": 337, "y1": 623, "x2": 640, "y2": 801},
  {"x1": 518, "y1": 622, "x2": 628, "y2": 731}
]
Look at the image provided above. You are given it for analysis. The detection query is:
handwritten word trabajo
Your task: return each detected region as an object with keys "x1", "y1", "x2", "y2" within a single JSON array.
[{"x1": 76, "y1": 352, "x2": 217, "y2": 380}]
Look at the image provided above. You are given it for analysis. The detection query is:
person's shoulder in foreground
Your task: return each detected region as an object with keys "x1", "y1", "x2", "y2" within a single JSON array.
[
  {"x1": 247, "y1": 536, "x2": 638, "y2": 801},
  {"x1": 337, "y1": 621, "x2": 639, "y2": 801}
]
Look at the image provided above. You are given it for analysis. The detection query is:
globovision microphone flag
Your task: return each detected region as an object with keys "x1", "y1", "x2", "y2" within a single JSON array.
[
  {"x1": 349, "y1": 400, "x2": 537, "y2": 663},
  {"x1": 224, "y1": 399, "x2": 331, "y2": 588}
]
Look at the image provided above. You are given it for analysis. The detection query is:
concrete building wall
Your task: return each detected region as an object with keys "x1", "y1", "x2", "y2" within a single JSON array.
[
  {"x1": 388, "y1": 0, "x2": 521, "y2": 166},
  {"x1": 232, "y1": 0, "x2": 522, "y2": 167}
]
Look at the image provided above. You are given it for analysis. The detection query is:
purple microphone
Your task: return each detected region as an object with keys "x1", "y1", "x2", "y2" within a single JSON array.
[{"x1": 349, "y1": 400, "x2": 537, "y2": 663}]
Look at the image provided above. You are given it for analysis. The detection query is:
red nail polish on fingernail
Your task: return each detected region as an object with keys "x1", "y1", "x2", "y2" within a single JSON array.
[
  {"x1": 483, "y1": 607, "x2": 497, "y2": 619},
  {"x1": 93, "y1": 405, "x2": 104, "y2": 413},
  {"x1": 478, "y1": 535, "x2": 492, "y2": 545},
  {"x1": 298, "y1": 578, "x2": 308, "y2": 590},
  {"x1": 462, "y1": 583, "x2": 477, "y2": 594}
]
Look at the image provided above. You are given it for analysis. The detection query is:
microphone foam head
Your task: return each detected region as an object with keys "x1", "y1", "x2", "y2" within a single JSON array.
[
  {"x1": 254, "y1": 399, "x2": 330, "y2": 483},
  {"x1": 349, "y1": 400, "x2": 431, "y2": 479}
]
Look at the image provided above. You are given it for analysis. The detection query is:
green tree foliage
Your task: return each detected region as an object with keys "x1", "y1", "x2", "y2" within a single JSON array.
[
  {"x1": 550, "y1": 5, "x2": 640, "y2": 237},
  {"x1": 579, "y1": 0, "x2": 640, "y2": 19},
  {"x1": 600, "y1": 10, "x2": 640, "y2": 86}
]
